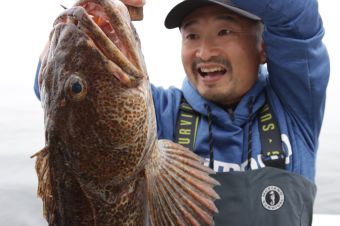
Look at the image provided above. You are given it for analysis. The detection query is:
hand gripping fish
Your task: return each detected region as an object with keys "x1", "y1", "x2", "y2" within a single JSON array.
[{"x1": 33, "y1": 0, "x2": 220, "y2": 225}]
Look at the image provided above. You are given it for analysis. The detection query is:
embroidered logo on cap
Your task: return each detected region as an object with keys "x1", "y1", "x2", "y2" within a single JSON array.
[{"x1": 261, "y1": 185, "x2": 284, "y2": 211}]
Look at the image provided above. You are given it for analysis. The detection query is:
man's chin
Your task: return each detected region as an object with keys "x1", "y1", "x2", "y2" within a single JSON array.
[
  {"x1": 198, "y1": 88, "x2": 238, "y2": 108},
  {"x1": 199, "y1": 89, "x2": 224, "y2": 103}
]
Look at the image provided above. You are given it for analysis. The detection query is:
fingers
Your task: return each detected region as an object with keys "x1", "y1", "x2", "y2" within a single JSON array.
[{"x1": 121, "y1": 0, "x2": 145, "y2": 7}]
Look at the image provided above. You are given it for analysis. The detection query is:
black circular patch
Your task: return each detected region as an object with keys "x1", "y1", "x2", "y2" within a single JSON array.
[{"x1": 261, "y1": 186, "x2": 284, "y2": 211}]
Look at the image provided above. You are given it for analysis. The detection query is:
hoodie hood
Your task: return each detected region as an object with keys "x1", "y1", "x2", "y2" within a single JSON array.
[{"x1": 182, "y1": 72, "x2": 267, "y2": 127}]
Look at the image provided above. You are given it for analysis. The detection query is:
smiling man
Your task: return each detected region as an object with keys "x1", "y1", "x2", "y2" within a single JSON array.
[
  {"x1": 151, "y1": 0, "x2": 329, "y2": 224},
  {"x1": 151, "y1": 0, "x2": 329, "y2": 180},
  {"x1": 179, "y1": 4, "x2": 265, "y2": 109},
  {"x1": 148, "y1": 0, "x2": 330, "y2": 179}
]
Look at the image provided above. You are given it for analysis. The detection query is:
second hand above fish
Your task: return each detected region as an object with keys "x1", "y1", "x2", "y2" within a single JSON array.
[{"x1": 34, "y1": 0, "x2": 220, "y2": 225}]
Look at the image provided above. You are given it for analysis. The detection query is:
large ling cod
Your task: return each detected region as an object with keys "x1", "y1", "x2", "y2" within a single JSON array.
[{"x1": 33, "y1": 0, "x2": 220, "y2": 225}]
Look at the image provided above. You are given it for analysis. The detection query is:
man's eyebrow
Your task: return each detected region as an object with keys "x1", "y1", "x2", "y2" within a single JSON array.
[
  {"x1": 181, "y1": 19, "x2": 198, "y2": 30},
  {"x1": 215, "y1": 14, "x2": 239, "y2": 24},
  {"x1": 181, "y1": 14, "x2": 240, "y2": 30}
]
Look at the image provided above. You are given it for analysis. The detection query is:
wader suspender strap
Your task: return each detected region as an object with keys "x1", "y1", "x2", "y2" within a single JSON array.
[
  {"x1": 174, "y1": 97, "x2": 200, "y2": 151},
  {"x1": 258, "y1": 101, "x2": 285, "y2": 169},
  {"x1": 175, "y1": 96, "x2": 285, "y2": 169}
]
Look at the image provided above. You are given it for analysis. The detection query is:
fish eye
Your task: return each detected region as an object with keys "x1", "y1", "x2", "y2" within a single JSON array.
[
  {"x1": 72, "y1": 81, "x2": 83, "y2": 94},
  {"x1": 65, "y1": 74, "x2": 88, "y2": 101}
]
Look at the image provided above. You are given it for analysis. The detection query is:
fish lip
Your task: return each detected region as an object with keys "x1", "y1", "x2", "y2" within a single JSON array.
[{"x1": 53, "y1": 2, "x2": 143, "y2": 86}]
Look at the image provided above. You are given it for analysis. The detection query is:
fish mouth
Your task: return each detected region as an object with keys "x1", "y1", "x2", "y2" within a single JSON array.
[{"x1": 53, "y1": 0, "x2": 143, "y2": 86}]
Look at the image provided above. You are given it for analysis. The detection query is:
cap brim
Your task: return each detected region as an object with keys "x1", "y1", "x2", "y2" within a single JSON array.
[{"x1": 164, "y1": 0, "x2": 261, "y2": 29}]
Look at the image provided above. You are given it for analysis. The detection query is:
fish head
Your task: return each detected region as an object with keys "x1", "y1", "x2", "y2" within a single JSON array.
[{"x1": 39, "y1": 0, "x2": 154, "y2": 187}]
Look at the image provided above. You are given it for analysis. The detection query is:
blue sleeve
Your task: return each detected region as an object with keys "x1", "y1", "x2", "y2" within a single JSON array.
[
  {"x1": 151, "y1": 84, "x2": 182, "y2": 140},
  {"x1": 34, "y1": 60, "x2": 41, "y2": 100},
  {"x1": 234, "y1": 0, "x2": 330, "y2": 147}
]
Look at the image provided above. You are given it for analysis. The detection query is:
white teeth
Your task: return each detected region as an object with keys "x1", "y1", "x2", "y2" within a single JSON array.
[{"x1": 200, "y1": 67, "x2": 224, "y2": 73}]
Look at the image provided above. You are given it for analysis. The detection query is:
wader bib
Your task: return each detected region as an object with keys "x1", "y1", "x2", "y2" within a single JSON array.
[
  {"x1": 212, "y1": 167, "x2": 316, "y2": 225},
  {"x1": 175, "y1": 97, "x2": 317, "y2": 225}
]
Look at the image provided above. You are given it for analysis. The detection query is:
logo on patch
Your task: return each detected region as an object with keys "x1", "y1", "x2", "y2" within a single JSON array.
[{"x1": 261, "y1": 186, "x2": 284, "y2": 211}]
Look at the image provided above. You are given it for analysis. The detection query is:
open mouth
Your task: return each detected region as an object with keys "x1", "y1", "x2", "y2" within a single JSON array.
[
  {"x1": 81, "y1": 2, "x2": 129, "y2": 59},
  {"x1": 198, "y1": 66, "x2": 227, "y2": 77},
  {"x1": 53, "y1": 1, "x2": 143, "y2": 85}
]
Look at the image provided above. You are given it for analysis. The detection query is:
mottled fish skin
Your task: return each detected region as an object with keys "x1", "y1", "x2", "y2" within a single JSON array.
[{"x1": 34, "y1": 1, "x2": 220, "y2": 226}]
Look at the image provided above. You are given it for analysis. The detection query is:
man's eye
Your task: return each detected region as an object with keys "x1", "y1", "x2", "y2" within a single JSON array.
[
  {"x1": 218, "y1": 29, "x2": 232, "y2": 36},
  {"x1": 186, "y1": 33, "x2": 199, "y2": 40}
]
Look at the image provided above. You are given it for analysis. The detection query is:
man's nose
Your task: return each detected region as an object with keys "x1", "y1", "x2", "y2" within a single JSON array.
[{"x1": 195, "y1": 38, "x2": 219, "y2": 61}]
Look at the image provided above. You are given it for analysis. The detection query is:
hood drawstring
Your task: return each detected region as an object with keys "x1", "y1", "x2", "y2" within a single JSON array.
[
  {"x1": 246, "y1": 96, "x2": 255, "y2": 170},
  {"x1": 205, "y1": 104, "x2": 214, "y2": 170},
  {"x1": 205, "y1": 97, "x2": 254, "y2": 171}
]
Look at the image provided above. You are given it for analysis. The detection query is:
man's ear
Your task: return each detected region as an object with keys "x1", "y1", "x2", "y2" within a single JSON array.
[{"x1": 259, "y1": 41, "x2": 267, "y2": 64}]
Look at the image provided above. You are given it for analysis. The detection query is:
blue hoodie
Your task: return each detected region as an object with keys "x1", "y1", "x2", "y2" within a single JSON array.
[
  {"x1": 150, "y1": 0, "x2": 329, "y2": 182},
  {"x1": 34, "y1": 0, "x2": 329, "y2": 182}
]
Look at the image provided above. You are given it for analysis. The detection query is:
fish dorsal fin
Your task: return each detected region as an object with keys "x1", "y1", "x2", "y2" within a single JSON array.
[{"x1": 146, "y1": 140, "x2": 220, "y2": 226}]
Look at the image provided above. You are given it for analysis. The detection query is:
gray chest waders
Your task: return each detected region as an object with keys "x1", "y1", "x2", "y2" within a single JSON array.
[
  {"x1": 174, "y1": 96, "x2": 316, "y2": 225},
  {"x1": 212, "y1": 167, "x2": 316, "y2": 226}
]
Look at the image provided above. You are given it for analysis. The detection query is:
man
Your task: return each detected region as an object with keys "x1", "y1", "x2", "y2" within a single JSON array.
[
  {"x1": 153, "y1": 0, "x2": 329, "y2": 225},
  {"x1": 150, "y1": 0, "x2": 329, "y2": 224},
  {"x1": 152, "y1": 0, "x2": 329, "y2": 181},
  {"x1": 34, "y1": 0, "x2": 329, "y2": 224}
]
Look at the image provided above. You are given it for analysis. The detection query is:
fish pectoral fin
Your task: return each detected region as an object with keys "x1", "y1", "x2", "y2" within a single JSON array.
[
  {"x1": 146, "y1": 140, "x2": 220, "y2": 226},
  {"x1": 33, "y1": 146, "x2": 55, "y2": 220}
]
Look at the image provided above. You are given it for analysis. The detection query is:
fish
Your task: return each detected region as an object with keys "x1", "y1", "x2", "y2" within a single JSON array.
[{"x1": 33, "y1": 0, "x2": 220, "y2": 225}]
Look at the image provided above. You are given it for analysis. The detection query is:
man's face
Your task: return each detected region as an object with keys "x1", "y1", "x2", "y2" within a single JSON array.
[{"x1": 180, "y1": 5, "x2": 266, "y2": 108}]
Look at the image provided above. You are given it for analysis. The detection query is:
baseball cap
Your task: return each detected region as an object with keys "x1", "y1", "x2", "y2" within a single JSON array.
[{"x1": 165, "y1": 0, "x2": 261, "y2": 29}]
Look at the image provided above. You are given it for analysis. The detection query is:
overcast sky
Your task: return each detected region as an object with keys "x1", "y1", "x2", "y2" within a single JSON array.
[{"x1": 0, "y1": 0, "x2": 337, "y2": 88}]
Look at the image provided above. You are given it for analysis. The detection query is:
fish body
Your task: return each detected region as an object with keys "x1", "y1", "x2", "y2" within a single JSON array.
[{"x1": 34, "y1": 1, "x2": 219, "y2": 225}]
